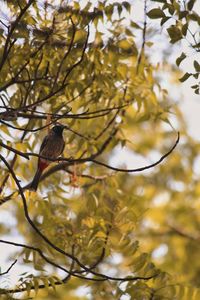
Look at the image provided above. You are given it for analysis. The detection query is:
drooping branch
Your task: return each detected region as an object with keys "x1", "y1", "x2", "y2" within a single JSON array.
[
  {"x1": 0, "y1": 0, "x2": 35, "y2": 72},
  {"x1": 90, "y1": 132, "x2": 180, "y2": 173},
  {"x1": 52, "y1": 17, "x2": 76, "y2": 90},
  {"x1": 0, "y1": 239, "x2": 72, "y2": 276},
  {"x1": 16, "y1": 25, "x2": 90, "y2": 111}
]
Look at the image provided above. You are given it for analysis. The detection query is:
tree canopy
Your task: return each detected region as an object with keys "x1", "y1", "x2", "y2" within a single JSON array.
[{"x1": 0, "y1": 0, "x2": 200, "y2": 299}]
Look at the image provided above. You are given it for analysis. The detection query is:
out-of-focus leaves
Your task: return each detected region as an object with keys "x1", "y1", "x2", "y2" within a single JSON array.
[{"x1": 0, "y1": 1, "x2": 200, "y2": 299}]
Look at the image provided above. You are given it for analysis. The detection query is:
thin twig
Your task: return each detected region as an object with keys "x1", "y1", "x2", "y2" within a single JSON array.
[
  {"x1": 0, "y1": 259, "x2": 17, "y2": 276},
  {"x1": 136, "y1": 0, "x2": 147, "y2": 74}
]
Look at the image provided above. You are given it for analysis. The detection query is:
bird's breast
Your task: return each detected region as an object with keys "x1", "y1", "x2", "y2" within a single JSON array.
[{"x1": 40, "y1": 136, "x2": 64, "y2": 160}]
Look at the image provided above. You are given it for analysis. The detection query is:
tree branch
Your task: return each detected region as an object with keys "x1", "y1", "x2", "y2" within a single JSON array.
[
  {"x1": 0, "y1": 259, "x2": 17, "y2": 276},
  {"x1": 90, "y1": 132, "x2": 180, "y2": 173}
]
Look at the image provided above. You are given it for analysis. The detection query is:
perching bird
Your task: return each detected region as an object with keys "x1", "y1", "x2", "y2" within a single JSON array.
[{"x1": 29, "y1": 124, "x2": 65, "y2": 191}]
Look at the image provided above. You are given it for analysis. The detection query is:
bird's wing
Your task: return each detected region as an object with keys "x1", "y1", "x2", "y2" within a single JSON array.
[
  {"x1": 39, "y1": 135, "x2": 49, "y2": 153},
  {"x1": 61, "y1": 141, "x2": 65, "y2": 155}
]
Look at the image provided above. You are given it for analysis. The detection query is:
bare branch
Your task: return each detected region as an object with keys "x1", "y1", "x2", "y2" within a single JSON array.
[
  {"x1": 52, "y1": 17, "x2": 76, "y2": 90},
  {"x1": 0, "y1": 109, "x2": 37, "y2": 194},
  {"x1": 0, "y1": 0, "x2": 35, "y2": 72},
  {"x1": 136, "y1": 0, "x2": 147, "y2": 74},
  {"x1": 0, "y1": 259, "x2": 17, "y2": 276},
  {"x1": 0, "y1": 140, "x2": 29, "y2": 160}
]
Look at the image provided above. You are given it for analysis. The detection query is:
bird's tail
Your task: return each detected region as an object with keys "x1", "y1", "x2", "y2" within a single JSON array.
[{"x1": 28, "y1": 168, "x2": 42, "y2": 191}]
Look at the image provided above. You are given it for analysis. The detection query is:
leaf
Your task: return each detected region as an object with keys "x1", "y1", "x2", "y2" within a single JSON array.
[
  {"x1": 116, "y1": 3, "x2": 123, "y2": 16},
  {"x1": 41, "y1": 277, "x2": 49, "y2": 290},
  {"x1": 48, "y1": 277, "x2": 56, "y2": 291},
  {"x1": 167, "y1": 4, "x2": 175, "y2": 14},
  {"x1": 25, "y1": 282, "x2": 32, "y2": 296},
  {"x1": 194, "y1": 60, "x2": 200, "y2": 72},
  {"x1": 182, "y1": 23, "x2": 188, "y2": 36},
  {"x1": 176, "y1": 52, "x2": 186, "y2": 66},
  {"x1": 33, "y1": 277, "x2": 39, "y2": 295},
  {"x1": 130, "y1": 21, "x2": 142, "y2": 29},
  {"x1": 187, "y1": 0, "x2": 196, "y2": 10},
  {"x1": 129, "y1": 253, "x2": 148, "y2": 271},
  {"x1": 105, "y1": 5, "x2": 114, "y2": 20},
  {"x1": 147, "y1": 8, "x2": 165, "y2": 19},
  {"x1": 191, "y1": 84, "x2": 199, "y2": 89},
  {"x1": 179, "y1": 72, "x2": 192, "y2": 82},
  {"x1": 188, "y1": 12, "x2": 200, "y2": 23},
  {"x1": 74, "y1": 29, "x2": 87, "y2": 43},
  {"x1": 117, "y1": 39, "x2": 138, "y2": 55},
  {"x1": 193, "y1": 73, "x2": 199, "y2": 79},
  {"x1": 117, "y1": 64, "x2": 128, "y2": 78},
  {"x1": 192, "y1": 42, "x2": 200, "y2": 48},
  {"x1": 122, "y1": 1, "x2": 131, "y2": 13},
  {"x1": 179, "y1": 10, "x2": 189, "y2": 19},
  {"x1": 146, "y1": 41, "x2": 154, "y2": 47},
  {"x1": 160, "y1": 16, "x2": 170, "y2": 25},
  {"x1": 167, "y1": 25, "x2": 182, "y2": 43}
]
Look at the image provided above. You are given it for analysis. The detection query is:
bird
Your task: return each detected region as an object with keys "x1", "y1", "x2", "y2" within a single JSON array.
[{"x1": 28, "y1": 124, "x2": 65, "y2": 191}]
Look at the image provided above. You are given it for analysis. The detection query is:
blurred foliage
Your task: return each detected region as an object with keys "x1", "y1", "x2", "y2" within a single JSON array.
[{"x1": 0, "y1": 0, "x2": 200, "y2": 300}]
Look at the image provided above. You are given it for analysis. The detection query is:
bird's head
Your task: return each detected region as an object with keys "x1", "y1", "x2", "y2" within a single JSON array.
[{"x1": 52, "y1": 124, "x2": 65, "y2": 136}]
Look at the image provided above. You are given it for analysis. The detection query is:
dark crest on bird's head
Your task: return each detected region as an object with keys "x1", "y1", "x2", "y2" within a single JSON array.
[{"x1": 52, "y1": 124, "x2": 65, "y2": 135}]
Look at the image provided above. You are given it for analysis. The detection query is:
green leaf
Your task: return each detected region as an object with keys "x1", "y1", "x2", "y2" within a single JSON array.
[
  {"x1": 179, "y1": 10, "x2": 189, "y2": 19},
  {"x1": 191, "y1": 84, "x2": 199, "y2": 89},
  {"x1": 179, "y1": 72, "x2": 192, "y2": 82},
  {"x1": 41, "y1": 277, "x2": 49, "y2": 290},
  {"x1": 182, "y1": 23, "x2": 188, "y2": 36},
  {"x1": 33, "y1": 277, "x2": 39, "y2": 295},
  {"x1": 146, "y1": 41, "x2": 154, "y2": 47},
  {"x1": 176, "y1": 52, "x2": 186, "y2": 66},
  {"x1": 25, "y1": 282, "x2": 32, "y2": 296},
  {"x1": 105, "y1": 5, "x2": 114, "y2": 20},
  {"x1": 167, "y1": 25, "x2": 182, "y2": 43},
  {"x1": 130, "y1": 21, "x2": 142, "y2": 29},
  {"x1": 117, "y1": 64, "x2": 128, "y2": 78},
  {"x1": 48, "y1": 277, "x2": 56, "y2": 291},
  {"x1": 116, "y1": 3, "x2": 123, "y2": 16},
  {"x1": 160, "y1": 16, "x2": 171, "y2": 25},
  {"x1": 193, "y1": 73, "x2": 199, "y2": 79},
  {"x1": 194, "y1": 60, "x2": 200, "y2": 72},
  {"x1": 187, "y1": 0, "x2": 196, "y2": 11},
  {"x1": 130, "y1": 253, "x2": 148, "y2": 272},
  {"x1": 74, "y1": 29, "x2": 87, "y2": 43},
  {"x1": 147, "y1": 8, "x2": 165, "y2": 19},
  {"x1": 122, "y1": 1, "x2": 131, "y2": 13},
  {"x1": 188, "y1": 12, "x2": 200, "y2": 23},
  {"x1": 192, "y1": 42, "x2": 200, "y2": 48},
  {"x1": 167, "y1": 4, "x2": 175, "y2": 15},
  {"x1": 117, "y1": 39, "x2": 138, "y2": 55}
]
